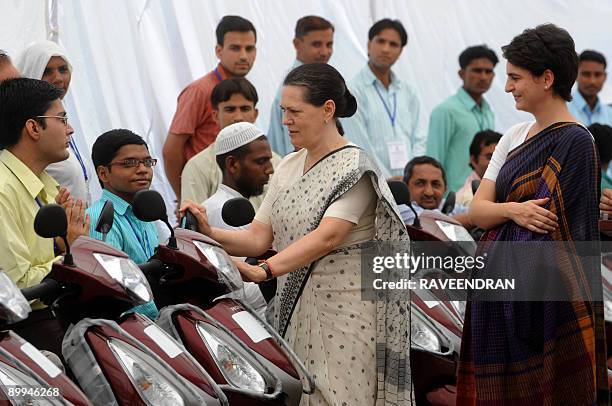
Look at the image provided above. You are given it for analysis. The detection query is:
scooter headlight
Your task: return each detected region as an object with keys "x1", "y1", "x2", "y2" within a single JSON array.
[
  {"x1": 605, "y1": 300, "x2": 612, "y2": 323},
  {"x1": 435, "y1": 220, "x2": 474, "y2": 242},
  {"x1": 0, "y1": 361, "x2": 49, "y2": 403},
  {"x1": 0, "y1": 273, "x2": 30, "y2": 324},
  {"x1": 411, "y1": 312, "x2": 441, "y2": 352},
  {"x1": 196, "y1": 322, "x2": 266, "y2": 392},
  {"x1": 451, "y1": 300, "x2": 466, "y2": 320},
  {"x1": 108, "y1": 339, "x2": 185, "y2": 406},
  {"x1": 94, "y1": 253, "x2": 152, "y2": 304},
  {"x1": 193, "y1": 241, "x2": 243, "y2": 292}
]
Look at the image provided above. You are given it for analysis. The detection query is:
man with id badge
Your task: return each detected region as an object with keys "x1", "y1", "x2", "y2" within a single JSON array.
[{"x1": 342, "y1": 18, "x2": 426, "y2": 178}]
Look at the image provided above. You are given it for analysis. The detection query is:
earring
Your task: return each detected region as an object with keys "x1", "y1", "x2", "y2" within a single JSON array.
[
  {"x1": 324, "y1": 118, "x2": 329, "y2": 124},
  {"x1": 544, "y1": 86, "x2": 548, "y2": 90}
]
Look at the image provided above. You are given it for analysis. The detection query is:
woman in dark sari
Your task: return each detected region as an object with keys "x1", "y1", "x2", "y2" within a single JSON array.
[{"x1": 457, "y1": 24, "x2": 608, "y2": 405}]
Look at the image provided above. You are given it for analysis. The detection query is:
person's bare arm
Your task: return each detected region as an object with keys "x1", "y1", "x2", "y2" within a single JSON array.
[
  {"x1": 163, "y1": 132, "x2": 190, "y2": 199},
  {"x1": 468, "y1": 179, "x2": 558, "y2": 233},
  {"x1": 234, "y1": 217, "x2": 354, "y2": 283},
  {"x1": 452, "y1": 212, "x2": 474, "y2": 229}
]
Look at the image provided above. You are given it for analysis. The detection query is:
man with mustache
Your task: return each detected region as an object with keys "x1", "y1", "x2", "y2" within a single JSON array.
[
  {"x1": 163, "y1": 15, "x2": 257, "y2": 201},
  {"x1": 569, "y1": 50, "x2": 612, "y2": 127},
  {"x1": 342, "y1": 18, "x2": 427, "y2": 179},
  {"x1": 427, "y1": 45, "x2": 498, "y2": 192},
  {"x1": 267, "y1": 15, "x2": 335, "y2": 155},
  {"x1": 204, "y1": 122, "x2": 273, "y2": 230}
]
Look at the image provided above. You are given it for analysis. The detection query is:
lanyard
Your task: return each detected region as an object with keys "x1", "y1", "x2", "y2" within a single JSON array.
[
  {"x1": 214, "y1": 67, "x2": 223, "y2": 82},
  {"x1": 125, "y1": 213, "x2": 153, "y2": 259},
  {"x1": 373, "y1": 83, "x2": 397, "y2": 127},
  {"x1": 68, "y1": 138, "x2": 88, "y2": 182}
]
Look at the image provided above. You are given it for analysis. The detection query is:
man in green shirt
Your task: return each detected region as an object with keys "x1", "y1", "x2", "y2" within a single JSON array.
[
  {"x1": 427, "y1": 45, "x2": 498, "y2": 192},
  {"x1": 0, "y1": 78, "x2": 89, "y2": 355},
  {"x1": 588, "y1": 123, "x2": 612, "y2": 191}
]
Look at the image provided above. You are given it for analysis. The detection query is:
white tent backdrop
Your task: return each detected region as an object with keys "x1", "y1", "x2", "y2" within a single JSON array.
[{"x1": 2, "y1": 0, "x2": 612, "y2": 216}]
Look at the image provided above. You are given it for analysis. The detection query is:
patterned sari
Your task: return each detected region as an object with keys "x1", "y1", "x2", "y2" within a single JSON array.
[
  {"x1": 267, "y1": 145, "x2": 414, "y2": 405},
  {"x1": 457, "y1": 123, "x2": 608, "y2": 405}
]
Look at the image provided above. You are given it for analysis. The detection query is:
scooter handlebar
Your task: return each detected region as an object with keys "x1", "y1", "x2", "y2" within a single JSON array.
[{"x1": 21, "y1": 279, "x2": 60, "y2": 301}]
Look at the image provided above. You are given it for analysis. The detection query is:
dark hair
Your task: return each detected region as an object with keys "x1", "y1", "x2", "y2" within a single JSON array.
[
  {"x1": 0, "y1": 78, "x2": 63, "y2": 149},
  {"x1": 502, "y1": 24, "x2": 578, "y2": 102},
  {"x1": 368, "y1": 19, "x2": 408, "y2": 47},
  {"x1": 283, "y1": 63, "x2": 356, "y2": 135},
  {"x1": 579, "y1": 50, "x2": 607, "y2": 69},
  {"x1": 92, "y1": 129, "x2": 148, "y2": 187},
  {"x1": 459, "y1": 45, "x2": 499, "y2": 69},
  {"x1": 469, "y1": 130, "x2": 502, "y2": 158},
  {"x1": 216, "y1": 15, "x2": 257, "y2": 46},
  {"x1": 215, "y1": 135, "x2": 266, "y2": 171},
  {"x1": 403, "y1": 156, "x2": 447, "y2": 187},
  {"x1": 0, "y1": 49, "x2": 10, "y2": 62},
  {"x1": 211, "y1": 78, "x2": 259, "y2": 109},
  {"x1": 588, "y1": 123, "x2": 612, "y2": 165},
  {"x1": 295, "y1": 15, "x2": 334, "y2": 38}
]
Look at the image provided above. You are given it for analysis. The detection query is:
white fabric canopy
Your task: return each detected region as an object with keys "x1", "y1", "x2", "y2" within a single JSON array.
[{"x1": 2, "y1": 0, "x2": 612, "y2": 217}]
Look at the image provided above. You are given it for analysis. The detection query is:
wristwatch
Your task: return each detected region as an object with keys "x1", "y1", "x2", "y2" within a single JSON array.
[{"x1": 258, "y1": 261, "x2": 274, "y2": 282}]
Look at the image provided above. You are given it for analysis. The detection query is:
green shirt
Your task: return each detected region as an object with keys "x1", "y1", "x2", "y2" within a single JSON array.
[
  {"x1": 0, "y1": 150, "x2": 59, "y2": 290},
  {"x1": 602, "y1": 169, "x2": 612, "y2": 191},
  {"x1": 426, "y1": 87, "x2": 495, "y2": 192}
]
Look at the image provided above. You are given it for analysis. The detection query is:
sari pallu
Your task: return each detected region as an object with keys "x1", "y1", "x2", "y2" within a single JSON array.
[
  {"x1": 267, "y1": 146, "x2": 414, "y2": 405},
  {"x1": 457, "y1": 123, "x2": 608, "y2": 405}
]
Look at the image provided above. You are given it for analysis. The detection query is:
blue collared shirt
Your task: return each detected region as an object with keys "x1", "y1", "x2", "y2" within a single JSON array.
[
  {"x1": 568, "y1": 90, "x2": 612, "y2": 127},
  {"x1": 341, "y1": 65, "x2": 427, "y2": 178},
  {"x1": 426, "y1": 88, "x2": 495, "y2": 192},
  {"x1": 267, "y1": 60, "x2": 303, "y2": 156},
  {"x1": 87, "y1": 189, "x2": 159, "y2": 319}
]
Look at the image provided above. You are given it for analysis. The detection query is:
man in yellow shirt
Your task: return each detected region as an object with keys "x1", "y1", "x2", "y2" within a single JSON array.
[{"x1": 0, "y1": 78, "x2": 88, "y2": 355}]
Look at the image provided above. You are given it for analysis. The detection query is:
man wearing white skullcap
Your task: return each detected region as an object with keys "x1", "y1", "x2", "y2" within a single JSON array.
[
  {"x1": 203, "y1": 122, "x2": 273, "y2": 231},
  {"x1": 204, "y1": 122, "x2": 273, "y2": 316}
]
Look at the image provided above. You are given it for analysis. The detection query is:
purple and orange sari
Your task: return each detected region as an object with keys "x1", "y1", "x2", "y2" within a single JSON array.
[{"x1": 457, "y1": 123, "x2": 608, "y2": 405}]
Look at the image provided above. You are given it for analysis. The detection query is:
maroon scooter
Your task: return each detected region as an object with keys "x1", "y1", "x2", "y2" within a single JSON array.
[
  {"x1": 26, "y1": 203, "x2": 227, "y2": 405},
  {"x1": 0, "y1": 272, "x2": 92, "y2": 405},
  {"x1": 130, "y1": 190, "x2": 313, "y2": 405},
  {"x1": 388, "y1": 181, "x2": 472, "y2": 405}
]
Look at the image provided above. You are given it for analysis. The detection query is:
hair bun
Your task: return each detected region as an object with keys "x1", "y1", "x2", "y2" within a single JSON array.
[{"x1": 337, "y1": 88, "x2": 357, "y2": 118}]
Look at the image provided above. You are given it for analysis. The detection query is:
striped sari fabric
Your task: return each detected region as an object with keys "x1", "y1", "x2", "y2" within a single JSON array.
[{"x1": 456, "y1": 123, "x2": 608, "y2": 405}]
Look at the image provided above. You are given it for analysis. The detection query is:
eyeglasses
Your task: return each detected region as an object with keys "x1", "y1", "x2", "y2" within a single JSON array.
[
  {"x1": 36, "y1": 115, "x2": 69, "y2": 125},
  {"x1": 108, "y1": 158, "x2": 158, "y2": 168}
]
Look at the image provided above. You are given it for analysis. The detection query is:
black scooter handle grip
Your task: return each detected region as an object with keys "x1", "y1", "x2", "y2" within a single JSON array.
[
  {"x1": 138, "y1": 259, "x2": 165, "y2": 276},
  {"x1": 21, "y1": 279, "x2": 60, "y2": 301}
]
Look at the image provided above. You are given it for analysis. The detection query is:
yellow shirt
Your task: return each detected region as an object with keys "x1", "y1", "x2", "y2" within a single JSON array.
[{"x1": 0, "y1": 150, "x2": 59, "y2": 290}]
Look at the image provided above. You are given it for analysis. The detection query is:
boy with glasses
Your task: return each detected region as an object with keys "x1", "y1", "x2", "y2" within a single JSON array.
[{"x1": 86, "y1": 129, "x2": 160, "y2": 319}]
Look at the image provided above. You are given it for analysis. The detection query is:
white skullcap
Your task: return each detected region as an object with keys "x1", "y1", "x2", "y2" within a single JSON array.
[{"x1": 215, "y1": 122, "x2": 265, "y2": 156}]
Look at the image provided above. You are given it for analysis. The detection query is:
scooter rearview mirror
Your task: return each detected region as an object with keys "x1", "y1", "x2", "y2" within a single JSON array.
[
  {"x1": 221, "y1": 197, "x2": 255, "y2": 227},
  {"x1": 387, "y1": 180, "x2": 421, "y2": 229},
  {"x1": 132, "y1": 190, "x2": 177, "y2": 249},
  {"x1": 94, "y1": 200, "x2": 114, "y2": 242},
  {"x1": 441, "y1": 191, "x2": 456, "y2": 215},
  {"x1": 34, "y1": 203, "x2": 75, "y2": 265}
]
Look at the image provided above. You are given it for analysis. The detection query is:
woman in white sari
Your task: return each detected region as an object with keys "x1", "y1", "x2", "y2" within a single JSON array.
[{"x1": 186, "y1": 63, "x2": 413, "y2": 405}]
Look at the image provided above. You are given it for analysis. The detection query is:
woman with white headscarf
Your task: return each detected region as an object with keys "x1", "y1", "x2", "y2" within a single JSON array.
[{"x1": 18, "y1": 41, "x2": 92, "y2": 204}]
